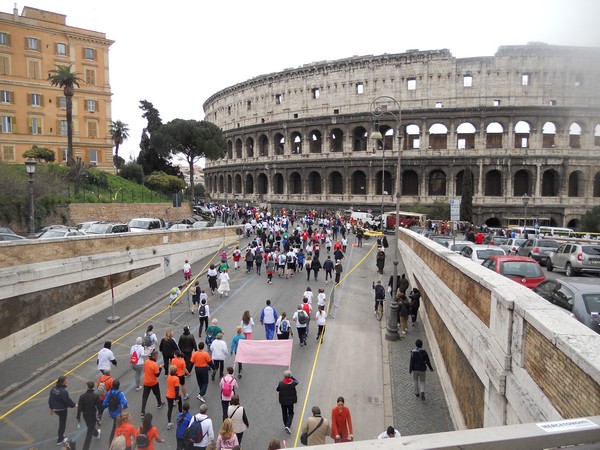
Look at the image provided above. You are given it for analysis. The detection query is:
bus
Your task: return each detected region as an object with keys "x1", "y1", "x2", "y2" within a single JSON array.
[
  {"x1": 538, "y1": 226, "x2": 575, "y2": 238},
  {"x1": 505, "y1": 217, "x2": 551, "y2": 228},
  {"x1": 383, "y1": 211, "x2": 427, "y2": 232}
]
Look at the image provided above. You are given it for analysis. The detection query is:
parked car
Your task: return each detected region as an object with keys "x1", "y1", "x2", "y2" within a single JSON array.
[
  {"x1": 483, "y1": 235, "x2": 508, "y2": 246},
  {"x1": 180, "y1": 217, "x2": 198, "y2": 225},
  {"x1": 459, "y1": 244, "x2": 506, "y2": 264},
  {"x1": 84, "y1": 222, "x2": 129, "y2": 234},
  {"x1": 481, "y1": 255, "x2": 546, "y2": 288},
  {"x1": 444, "y1": 240, "x2": 473, "y2": 253},
  {"x1": 516, "y1": 238, "x2": 560, "y2": 265},
  {"x1": 0, "y1": 233, "x2": 26, "y2": 241},
  {"x1": 533, "y1": 278, "x2": 600, "y2": 334},
  {"x1": 547, "y1": 243, "x2": 600, "y2": 276},
  {"x1": 76, "y1": 221, "x2": 100, "y2": 232},
  {"x1": 38, "y1": 226, "x2": 84, "y2": 239},
  {"x1": 0, "y1": 226, "x2": 16, "y2": 235},
  {"x1": 192, "y1": 221, "x2": 212, "y2": 229},
  {"x1": 128, "y1": 218, "x2": 166, "y2": 232},
  {"x1": 169, "y1": 223, "x2": 192, "y2": 230},
  {"x1": 499, "y1": 238, "x2": 527, "y2": 255}
]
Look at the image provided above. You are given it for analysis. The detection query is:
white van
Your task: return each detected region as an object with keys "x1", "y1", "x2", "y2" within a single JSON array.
[
  {"x1": 128, "y1": 218, "x2": 166, "y2": 232},
  {"x1": 351, "y1": 211, "x2": 379, "y2": 228},
  {"x1": 509, "y1": 226, "x2": 537, "y2": 238}
]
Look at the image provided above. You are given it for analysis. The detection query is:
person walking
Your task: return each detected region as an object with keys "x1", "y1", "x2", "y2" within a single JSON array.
[
  {"x1": 220, "y1": 367, "x2": 238, "y2": 421},
  {"x1": 96, "y1": 368, "x2": 114, "y2": 426},
  {"x1": 48, "y1": 375, "x2": 77, "y2": 446},
  {"x1": 211, "y1": 333, "x2": 229, "y2": 380},
  {"x1": 172, "y1": 349, "x2": 191, "y2": 401},
  {"x1": 136, "y1": 413, "x2": 165, "y2": 449},
  {"x1": 409, "y1": 339, "x2": 434, "y2": 401},
  {"x1": 217, "y1": 269, "x2": 231, "y2": 297},
  {"x1": 241, "y1": 310, "x2": 254, "y2": 340},
  {"x1": 183, "y1": 259, "x2": 192, "y2": 283},
  {"x1": 141, "y1": 350, "x2": 165, "y2": 418},
  {"x1": 232, "y1": 246, "x2": 241, "y2": 271},
  {"x1": 330, "y1": 396, "x2": 353, "y2": 443},
  {"x1": 244, "y1": 246, "x2": 255, "y2": 273},
  {"x1": 301, "y1": 298, "x2": 313, "y2": 335},
  {"x1": 304, "y1": 255, "x2": 313, "y2": 281},
  {"x1": 178, "y1": 325, "x2": 198, "y2": 373},
  {"x1": 334, "y1": 259, "x2": 343, "y2": 284},
  {"x1": 397, "y1": 293, "x2": 410, "y2": 334},
  {"x1": 376, "y1": 248, "x2": 385, "y2": 274},
  {"x1": 292, "y1": 305, "x2": 309, "y2": 346},
  {"x1": 315, "y1": 305, "x2": 327, "y2": 344},
  {"x1": 143, "y1": 325, "x2": 158, "y2": 359},
  {"x1": 398, "y1": 273, "x2": 410, "y2": 295},
  {"x1": 301, "y1": 406, "x2": 330, "y2": 446},
  {"x1": 103, "y1": 379, "x2": 128, "y2": 442},
  {"x1": 409, "y1": 287, "x2": 421, "y2": 326},
  {"x1": 188, "y1": 403, "x2": 214, "y2": 449},
  {"x1": 166, "y1": 365, "x2": 182, "y2": 430},
  {"x1": 311, "y1": 256, "x2": 322, "y2": 281},
  {"x1": 317, "y1": 288, "x2": 326, "y2": 310},
  {"x1": 111, "y1": 412, "x2": 136, "y2": 450},
  {"x1": 276, "y1": 370, "x2": 299, "y2": 435},
  {"x1": 159, "y1": 329, "x2": 179, "y2": 374},
  {"x1": 227, "y1": 394, "x2": 249, "y2": 446},
  {"x1": 205, "y1": 318, "x2": 223, "y2": 349},
  {"x1": 198, "y1": 298, "x2": 210, "y2": 338},
  {"x1": 230, "y1": 326, "x2": 246, "y2": 379},
  {"x1": 130, "y1": 337, "x2": 145, "y2": 391},
  {"x1": 207, "y1": 264, "x2": 219, "y2": 294},
  {"x1": 260, "y1": 299, "x2": 278, "y2": 340},
  {"x1": 97, "y1": 341, "x2": 117, "y2": 374},
  {"x1": 76, "y1": 381, "x2": 101, "y2": 450},
  {"x1": 216, "y1": 418, "x2": 239, "y2": 450},
  {"x1": 255, "y1": 247, "x2": 264, "y2": 275},
  {"x1": 175, "y1": 402, "x2": 193, "y2": 450},
  {"x1": 275, "y1": 312, "x2": 292, "y2": 340},
  {"x1": 191, "y1": 280, "x2": 201, "y2": 314},
  {"x1": 191, "y1": 342, "x2": 214, "y2": 403},
  {"x1": 323, "y1": 255, "x2": 334, "y2": 284},
  {"x1": 265, "y1": 255, "x2": 276, "y2": 284}
]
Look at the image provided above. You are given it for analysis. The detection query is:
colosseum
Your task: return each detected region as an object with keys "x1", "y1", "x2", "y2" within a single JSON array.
[{"x1": 203, "y1": 43, "x2": 600, "y2": 228}]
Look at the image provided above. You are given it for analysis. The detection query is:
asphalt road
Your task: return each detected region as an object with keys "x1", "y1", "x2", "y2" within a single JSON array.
[{"x1": 0, "y1": 234, "x2": 388, "y2": 450}]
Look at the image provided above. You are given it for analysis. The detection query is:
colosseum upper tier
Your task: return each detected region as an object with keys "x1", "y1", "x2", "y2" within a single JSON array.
[{"x1": 203, "y1": 43, "x2": 600, "y2": 227}]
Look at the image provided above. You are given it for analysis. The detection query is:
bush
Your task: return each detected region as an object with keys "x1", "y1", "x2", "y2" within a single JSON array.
[
  {"x1": 120, "y1": 162, "x2": 144, "y2": 184},
  {"x1": 145, "y1": 171, "x2": 185, "y2": 194},
  {"x1": 85, "y1": 169, "x2": 109, "y2": 188},
  {"x1": 22, "y1": 145, "x2": 56, "y2": 163}
]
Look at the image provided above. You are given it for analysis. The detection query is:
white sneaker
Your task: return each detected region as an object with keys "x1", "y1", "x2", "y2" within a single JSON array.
[
  {"x1": 197, "y1": 395, "x2": 205, "y2": 402},
  {"x1": 167, "y1": 422, "x2": 173, "y2": 430},
  {"x1": 95, "y1": 429, "x2": 101, "y2": 439}
]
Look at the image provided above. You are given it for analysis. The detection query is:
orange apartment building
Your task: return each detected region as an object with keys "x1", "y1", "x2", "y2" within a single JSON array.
[{"x1": 0, "y1": 6, "x2": 114, "y2": 170}]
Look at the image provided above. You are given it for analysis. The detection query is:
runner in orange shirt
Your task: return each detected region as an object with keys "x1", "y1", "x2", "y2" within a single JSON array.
[
  {"x1": 172, "y1": 349, "x2": 190, "y2": 401},
  {"x1": 141, "y1": 350, "x2": 165, "y2": 418},
  {"x1": 96, "y1": 370, "x2": 113, "y2": 426},
  {"x1": 190, "y1": 342, "x2": 214, "y2": 403},
  {"x1": 136, "y1": 413, "x2": 164, "y2": 450},
  {"x1": 111, "y1": 412, "x2": 136, "y2": 449},
  {"x1": 166, "y1": 365, "x2": 182, "y2": 430}
]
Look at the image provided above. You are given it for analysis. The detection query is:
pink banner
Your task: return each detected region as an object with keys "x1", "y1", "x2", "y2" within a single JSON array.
[{"x1": 235, "y1": 339, "x2": 293, "y2": 367}]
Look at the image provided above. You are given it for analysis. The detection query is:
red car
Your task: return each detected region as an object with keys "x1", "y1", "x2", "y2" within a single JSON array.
[{"x1": 481, "y1": 255, "x2": 547, "y2": 289}]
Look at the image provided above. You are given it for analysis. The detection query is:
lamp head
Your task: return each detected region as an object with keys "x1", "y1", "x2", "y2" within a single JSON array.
[
  {"x1": 25, "y1": 158, "x2": 36, "y2": 174},
  {"x1": 521, "y1": 193, "x2": 530, "y2": 206}
]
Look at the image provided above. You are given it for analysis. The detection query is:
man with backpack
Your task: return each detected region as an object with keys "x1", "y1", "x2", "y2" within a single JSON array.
[
  {"x1": 293, "y1": 305, "x2": 309, "y2": 346},
  {"x1": 186, "y1": 403, "x2": 214, "y2": 449},
  {"x1": 102, "y1": 379, "x2": 129, "y2": 442},
  {"x1": 409, "y1": 339, "x2": 434, "y2": 401},
  {"x1": 95, "y1": 369, "x2": 113, "y2": 426},
  {"x1": 275, "y1": 313, "x2": 292, "y2": 340}
]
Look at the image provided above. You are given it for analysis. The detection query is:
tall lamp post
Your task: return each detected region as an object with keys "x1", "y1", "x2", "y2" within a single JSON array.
[
  {"x1": 370, "y1": 96, "x2": 402, "y2": 342},
  {"x1": 25, "y1": 158, "x2": 36, "y2": 237},
  {"x1": 371, "y1": 120, "x2": 386, "y2": 222},
  {"x1": 522, "y1": 193, "x2": 530, "y2": 235}
]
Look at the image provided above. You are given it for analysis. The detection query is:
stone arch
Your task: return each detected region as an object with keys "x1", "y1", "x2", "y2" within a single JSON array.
[
  {"x1": 218, "y1": 175, "x2": 224, "y2": 193},
  {"x1": 226, "y1": 175, "x2": 232, "y2": 193},
  {"x1": 257, "y1": 173, "x2": 268, "y2": 194},
  {"x1": 309, "y1": 130, "x2": 322, "y2": 153},
  {"x1": 429, "y1": 123, "x2": 448, "y2": 149},
  {"x1": 234, "y1": 174, "x2": 242, "y2": 193},
  {"x1": 259, "y1": 134, "x2": 269, "y2": 156},
  {"x1": 455, "y1": 169, "x2": 474, "y2": 196},
  {"x1": 595, "y1": 124, "x2": 600, "y2": 147},
  {"x1": 308, "y1": 171, "x2": 322, "y2": 194},
  {"x1": 566, "y1": 218, "x2": 580, "y2": 229},
  {"x1": 226, "y1": 140, "x2": 233, "y2": 159},
  {"x1": 514, "y1": 121, "x2": 531, "y2": 148},
  {"x1": 402, "y1": 170, "x2": 419, "y2": 195},
  {"x1": 513, "y1": 169, "x2": 530, "y2": 196},
  {"x1": 569, "y1": 122, "x2": 582, "y2": 149},
  {"x1": 291, "y1": 131, "x2": 303, "y2": 154},
  {"x1": 330, "y1": 128, "x2": 344, "y2": 152},
  {"x1": 542, "y1": 121, "x2": 557, "y2": 148},
  {"x1": 289, "y1": 172, "x2": 302, "y2": 194},
  {"x1": 373, "y1": 124, "x2": 393, "y2": 150},
  {"x1": 485, "y1": 217, "x2": 502, "y2": 227},
  {"x1": 541, "y1": 169, "x2": 559, "y2": 196},
  {"x1": 235, "y1": 138, "x2": 242, "y2": 159},
  {"x1": 246, "y1": 137, "x2": 254, "y2": 158},
  {"x1": 456, "y1": 122, "x2": 476, "y2": 149},
  {"x1": 273, "y1": 173, "x2": 284, "y2": 194},
  {"x1": 375, "y1": 169, "x2": 393, "y2": 195},
  {"x1": 353, "y1": 126, "x2": 368, "y2": 152},
  {"x1": 328, "y1": 171, "x2": 344, "y2": 194},
  {"x1": 486, "y1": 122, "x2": 504, "y2": 148},
  {"x1": 404, "y1": 124, "x2": 420, "y2": 150},
  {"x1": 484, "y1": 169, "x2": 502, "y2": 196},
  {"x1": 274, "y1": 133, "x2": 285, "y2": 155},
  {"x1": 428, "y1": 169, "x2": 447, "y2": 195},
  {"x1": 594, "y1": 172, "x2": 600, "y2": 197},
  {"x1": 352, "y1": 170, "x2": 367, "y2": 194},
  {"x1": 245, "y1": 174, "x2": 254, "y2": 194},
  {"x1": 568, "y1": 170, "x2": 584, "y2": 197}
]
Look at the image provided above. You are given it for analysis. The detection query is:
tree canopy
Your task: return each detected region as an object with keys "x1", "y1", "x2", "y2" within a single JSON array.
[
  {"x1": 22, "y1": 145, "x2": 56, "y2": 163},
  {"x1": 109, "y1": 120, "x2": 130, "y2": 174},
  {"x1": 151, "y1": 119, "x2": 225, "y2": 198},
  {"x1": 581, "y1": 206, "x2": 600, "y2": 233}
]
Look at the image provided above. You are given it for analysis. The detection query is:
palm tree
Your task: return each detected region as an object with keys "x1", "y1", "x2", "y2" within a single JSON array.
[
  {"x1": 48, "y1": 65, "x2": 83, "y2": 166},
  {"x1": 109, "y1": 120, "x2": 130, "y2": 174}
]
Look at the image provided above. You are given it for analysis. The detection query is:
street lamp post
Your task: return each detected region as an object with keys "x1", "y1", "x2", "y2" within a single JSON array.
[
  {"x1": 371, "y1": 120, "x2": 385, "y2": 223},
  {"x1": 25, "y1": 158, "x2": 36, "y2": 237},
  {"x1": 522, "y1": 193, "x2": 530, "y2": 236},
  {"x1": 370, "y1": 96, "x2": 402, "y2": 342}
]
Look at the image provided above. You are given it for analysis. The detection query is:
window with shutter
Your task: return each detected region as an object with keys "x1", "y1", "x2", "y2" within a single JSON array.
[
  {"x1": 56, "y1": 42, "x2": 68, "y2": 56},
  {"x1": 85, "y1": 68, "x2": 96, "y2": 85},
  {"x1": 84, "y1": 47, "x2": 95, "y2": 60},
  {"x1": 27, "y1": 59, "x2": 41, "y2": 79},
  {"x1": 0, "y1": 55, "x2": 10, "y2": 75},
  {"x1": 1, "y1": 116, "x2": 14, "y2": 133},
  {"x1": 26, "y1": 37, "x2": 40, "y2": 51},
  {"x1": 89, "y1": 149, "x2": 98, "y2": 165},
  {"x1": 29, "y1": 117, "x2": 42, "y2": 135},
  {"x1": 58, "y1": 96, "x2": 67, "y2": 109},
  {"x1": 59, "y1": 120, "x2": 68, "y2": 136},
  {"x1": 0, "y1": 32, "x2": 9, "y2": 46},
  {"x1": 86, "y1": 100, "x2": 96, "y2": 112},
  {"x1": 0, "y1": 90, "x2": 11, "y2": 103},
  {"x1": 30, "y1": 93, "x2": 42, "y2": 107},
  {"x1": 87, "y1": 121, "x2": 98, "y2": 138},
  {"x1": 1, "y1": 145, "x2": 16, "y2": 161}
]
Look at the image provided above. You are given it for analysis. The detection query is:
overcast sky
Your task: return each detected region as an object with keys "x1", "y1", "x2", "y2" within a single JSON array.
[{"x1": 5, "y1": 0, "x2": 600, "y2": 163}]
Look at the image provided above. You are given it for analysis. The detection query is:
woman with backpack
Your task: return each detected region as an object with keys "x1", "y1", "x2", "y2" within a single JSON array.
[
  {"x1": 227, "y1": 395, "x2": 249, "y2": 446},
  {"x1": 198, "y1": 298, "x2": 210, "y2": 338},
  {"x1": 136, "y1": 413, "x2": 164, "y2": 449},
  {"x1": 276, "y1": 312, "x2": 292, "y2": 340},
  {"x1": 129, "y1": 337, "x2": 144, "y2": 391},
  {"x1": 175, "y1": 402, "x2": 193, "y2": 450},
  {"x1": 219, "y1": 367, "x2": 238, "y2": 421}
]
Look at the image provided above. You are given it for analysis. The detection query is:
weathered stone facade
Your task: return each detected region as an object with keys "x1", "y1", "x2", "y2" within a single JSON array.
[{"x1": 203, "y1": 43, "x2": 600, "y2": 227}]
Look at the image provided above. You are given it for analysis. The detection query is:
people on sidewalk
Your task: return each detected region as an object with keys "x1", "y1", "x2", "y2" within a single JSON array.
[
  {"x1": 330, "y1": 396, "x2": 353, "y2": 443},
  {"x1": 48, "y1": 375, "x2": 77, "y2": 446},
  {"x1": 76, "y1": 380, "x2": 101, "y2": 450},
  {"x1": 301, "y1": 405, "x2": 330, "y2": 446},
  {"x1": 409, "y1": 339, "x2": 434, "y2": 401},
  {"x1": 276, "y1": 369, "x2": 299, "y2": 435}
]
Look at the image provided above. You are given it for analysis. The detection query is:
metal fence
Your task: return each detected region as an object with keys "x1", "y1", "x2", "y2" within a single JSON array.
[{"x1": 63, "y1": 185, "x2": 171, "y2": 203}]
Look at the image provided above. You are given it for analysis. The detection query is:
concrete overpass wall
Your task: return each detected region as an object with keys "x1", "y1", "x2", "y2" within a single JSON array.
[
  {"x1": 398, "y1": 229, "x2": 600, "y2": 428},
  {"x1": 0, "y1": 227, "x2": 239, "y2": 363}
]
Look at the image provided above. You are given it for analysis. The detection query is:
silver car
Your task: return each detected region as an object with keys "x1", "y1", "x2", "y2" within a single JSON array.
[
  {"x1": 547, "y1": 243, "x2": 600, "y2": 276},
  {"x1": 533, "y1": 278, "x2": 600, "y2": 334},
  {"x1": 516, "y1": 238, "x2": 559, "y2": 264},
  {"x1": 499, "y1": 238, "x2": 527, "y2": 255}
]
